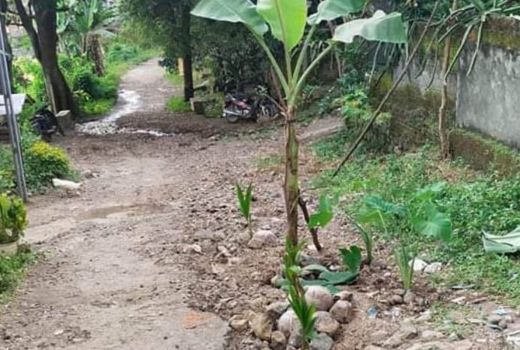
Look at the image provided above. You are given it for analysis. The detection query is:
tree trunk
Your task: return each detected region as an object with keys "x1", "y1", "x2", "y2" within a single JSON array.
[
  {"x1": 438, "y1": 39, "x2": 451, "y2": 159},
  {"x1": 20, "y1": 0, "x2": 78, "y2": 118},
  {"x1": 87, "y1": 34, "x2": 106, "y2": 76},
  {"x1": 438, "y1": 0, "x2": 457, "y2": 159},
  {"x1": 284, "y1": 108, "x2": 299, "y2": 245},
  {"x1": 180, "y1": 4, "x2": 194, "y2": 102}
]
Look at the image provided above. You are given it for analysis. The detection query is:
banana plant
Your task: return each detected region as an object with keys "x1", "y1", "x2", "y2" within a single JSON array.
[{"x1": 192, "y1": 0, "x2": 407, "y2": 246}]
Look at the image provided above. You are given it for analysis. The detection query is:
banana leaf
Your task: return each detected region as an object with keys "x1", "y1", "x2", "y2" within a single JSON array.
[{"x1": 482, "y1": 227, "x2": 520, "y2": 254}]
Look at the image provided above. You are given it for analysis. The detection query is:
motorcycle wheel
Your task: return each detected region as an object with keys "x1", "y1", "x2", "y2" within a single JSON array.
[{"x1": 224, "y1": 106, "x2": 240, "y2": 123}]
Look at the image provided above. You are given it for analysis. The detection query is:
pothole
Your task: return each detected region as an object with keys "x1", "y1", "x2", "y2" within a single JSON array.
[{"x1": 76, "y1": 204, "x2": 167, "y2": 221}]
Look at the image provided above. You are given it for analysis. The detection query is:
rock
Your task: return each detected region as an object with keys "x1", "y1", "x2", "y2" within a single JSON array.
[
  {"x1": 392, "y1": 289, "x2": 406, "y2": 297},
  {"x1": 237, "y1": 230, "x2": 251, "y2": 244},
  {"x1": 505, "y1": 314, "x2": 515, "y2": 323},
  {"x1": 329, "y1": 300, "x2": 352, "y2": 323},
  {"x1": 421, "y1": 330, "x2": 443, "y2": 340},
  {"x1": 424, "y1": 262, "x2": 443, "y2": 274},
  {"x1": 288, "y1": 327, "x2": 303, "y2": 348},
  {"x1": 364, "y1": 346, "x2": 385, "y2": 350},
  {"x1": 488, "y1": 314, "x2": 502, "y2": 325},
  {"x1": 416, "y1": 310, "x2": 433, "y2": 322},
  {"x1": 315, "y1": 311, "x2": 340, "y2": 336},
  {"x1": 403, "y1": 291, "x2": 415, "y2": 304},
  {"x1": 310, "y1": 333, "x2": 334, "y2": 350},
  {"x1": 229, "y1": 316, "x2": 248, "y2": 331},
  {"x1": 305, "y1": 286, "x2": 334, "y2": 311},
  {"x1": 266, "y1": 301, "x2": 290, "y2": 320},
  {"x1": 250, "y1": 313, "x2": 272, "y2": 341},
  {"x1": 499, "y1": 319, "x2": 508, "y2": 329},
  {"x1": 334, "y1": 290, "x2": 354, "y2": 302},
  {"x1": 410, "y1": 258, "x2": 428, "y2": 272},
  {"x1": 278, "y1": 310, "x2": 298, "y2": 337},
  {"x1": 270, "y1": 331, "x2": 287, "y2": 350},
  {"x1": 271, "y1": 275, "x2": 283, "y2": 288},
  {"x1": 300, "y1": 254, "x2": 321, "y2": 267},
  {"x1": 247, "y1": 230, "x2": 278, "y2": 249},
  {"x1": 384, "y1": 323, "x2": 418, "y2": 348},
  {"x1": 390, "y1": 295, "x2": 404, "y2": 305}
]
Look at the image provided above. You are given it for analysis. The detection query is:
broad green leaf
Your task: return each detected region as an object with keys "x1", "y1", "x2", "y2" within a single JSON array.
[
  {"x1": 301, "y1": 264, "x2": 330, "y2": 274},
  {"x1": 308, "y1": 0, "x2": 365, "y2": 24},
  {"x1": 414, "y1": 182, "x2": 446, "y2": 202},
  {"x1": 309, "y1": 194, "x2": 334, "y2": 229},
  {"x1": 357, "y1": 195, "x2": 404, "y2": 227},
  {"x1": 340, "y1": 246, "x2": 362, "y2": 273},
  {"x1": 319, "y1": 271, "x2": 359, "y2": 285},
  {"x1": 191, "y1": 0, "x2": 268, "y2": 35},
  {"x1": 256, "y1": 0, "x2": 307, "y2": 51},
  {"x1": 333, "y1": 11, "x2": 407, "y2": 45},
  {"x1": 414, "y1": 204, "x2": 452, "y2": 243}
]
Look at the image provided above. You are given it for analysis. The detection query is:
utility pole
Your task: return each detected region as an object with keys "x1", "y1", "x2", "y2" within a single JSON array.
[{"x1": 0, "y1": 13, "x2": 27, "y2": 201}]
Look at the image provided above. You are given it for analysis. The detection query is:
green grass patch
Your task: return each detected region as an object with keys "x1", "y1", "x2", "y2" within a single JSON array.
[
  {"x1": 167, "y1": 96, "x2": 191, "y2": 113},
  {"x1": 313, "y1": 133, "x2": 520, "y2": 303},
  {"x1": 0, "y1": 248, "x2": 36, "y2": 303}
]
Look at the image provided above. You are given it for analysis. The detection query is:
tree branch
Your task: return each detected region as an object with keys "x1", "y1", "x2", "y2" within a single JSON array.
[{"x1": 332, "y1": 0, "x2": 441, "y2": 177}]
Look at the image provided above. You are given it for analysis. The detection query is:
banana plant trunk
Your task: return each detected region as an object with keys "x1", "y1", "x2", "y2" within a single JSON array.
[{"x1": 284, "y1": 107, "x2": 299, "y2": 245}]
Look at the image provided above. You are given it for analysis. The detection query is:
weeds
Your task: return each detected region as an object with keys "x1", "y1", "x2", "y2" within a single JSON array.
[
  {"x1": 167, "y1": 96, "x2": 192, "y2": 113},
  {"x1": 0, "y1": 248, "x2": 35, "y2": 303},
  {"x1": 313, "y1": 135, "x2": 520, "y2": 301}
]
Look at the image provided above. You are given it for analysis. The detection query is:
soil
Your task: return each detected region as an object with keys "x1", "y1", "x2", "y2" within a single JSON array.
[{"x1": 0, "y1": 59, "x2": 517, "y2": 350}]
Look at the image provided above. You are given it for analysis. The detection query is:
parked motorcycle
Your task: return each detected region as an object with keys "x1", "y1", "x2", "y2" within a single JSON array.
[
  {"x1": 31, "y1": 106, "x2": 64, "y2": 142},
  {"x1": 223, "y1": 89, "x2": 279, "y2": 123}
]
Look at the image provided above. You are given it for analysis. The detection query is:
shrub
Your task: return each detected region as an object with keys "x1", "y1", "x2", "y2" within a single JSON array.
[
  {"x1": 167, "y1": 96, "x2": 191, "y2": 113},
  {"x1": 0, "y1": 194, "x2": 27, "y2": 244},
  {"x1": 12, "y1": 57, "x2": 46, "y2": 102},
  {"x1": 24, "y1": 141, "x2": 73, "y2": 190},
  {"x1": 0, "y1": 249, "x2": 35, "y2": 300}
]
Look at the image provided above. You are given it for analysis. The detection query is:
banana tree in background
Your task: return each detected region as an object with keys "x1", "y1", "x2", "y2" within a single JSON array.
[{"x1": 192, "y1": 0, "x2": 407, "y2": 246}]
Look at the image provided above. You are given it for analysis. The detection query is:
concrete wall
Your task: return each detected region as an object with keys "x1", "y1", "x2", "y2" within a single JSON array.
[
  {"x1": 398, "y1": 16, "x2": 520, "y2": 149},
  {"x1": 457, "y1": 46, "x2": 520, "y2": 148}
]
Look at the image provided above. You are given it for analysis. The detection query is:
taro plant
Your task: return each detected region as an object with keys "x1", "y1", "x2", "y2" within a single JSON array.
[
  {"x1": 308, "y1": 194, "x2": 334, "y2": 230},
  {"x1": 236, "y1": 183, "x2": 253, "y2": 236},
  {"x1": 395, "y1": 244, "x2": 415, "y2": 291},
  {"x1": 340, "y1": 245, "x2": 362, "y2": 274},
  {"x1": 191, "y1": 0, "x2": 407, "y2": 246},
  {"x1": 284, "y1": 239, "x2": 316, "y2": 349}
]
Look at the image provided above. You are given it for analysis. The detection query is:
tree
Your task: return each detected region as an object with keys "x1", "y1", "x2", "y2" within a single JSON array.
[
  {"x1": 58, "y1": 0, "x2": 115, "y2": 76},
  {"x1": 120, "y1": 0, "x2": 195, "y2": 101},
  {"x1": 14, "y1": 0, "x2": 77, "y2": 117},
  {"x1": 192, "y1": 0, "x2": 407, "y2": 246}
]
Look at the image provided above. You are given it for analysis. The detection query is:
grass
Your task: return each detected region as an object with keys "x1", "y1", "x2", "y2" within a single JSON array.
[
  {"x1": 312, "y1": 133, "x2": 520, "y2": 304},
  {"x1": 0, "y1": 248, "x2": 35, "y2": 303},
  {"x1": 167, "y1": 96, "x2": 191, "y2": 113}
]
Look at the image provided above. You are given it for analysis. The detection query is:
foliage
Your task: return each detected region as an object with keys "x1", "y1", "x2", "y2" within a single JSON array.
[
  {"x1": 284, "y1": 239, "x2": 316, "y2": 347},
  {"x1": 0, "y1": 194, "x2": 27, "y2": 244},
  {"x1": 12, "y1": 57, "x2": 47, "y2": 103},
  {"x1": 167, "y1": 96, "x2": 192, "y2": 113},
  {"x1": 236, "y1": 183, "x2": 253, "y2": 234},
  {"x1": 340, "y1": 245, "x2": 362, "y2": 274},
  {"x1": 313, "y1": 139, "x2": 520, "y2": 301},
  {"x1": 308, "y1": 194, "x2": 334, "y2": 230},
  {"x1": 395, "y1": 244, "x2": 415, "y2": 291},
  {"x1": 24, "y1": 141, "x2": 73, "y2": 190},
  {"x1": 0, "y1": 249, "x2": 35, "y2": 302}
]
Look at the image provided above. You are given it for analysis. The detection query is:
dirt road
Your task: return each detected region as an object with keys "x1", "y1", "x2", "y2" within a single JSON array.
[{"x1": 0, "y1": 59, "x2": 251, "y2": 350}]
